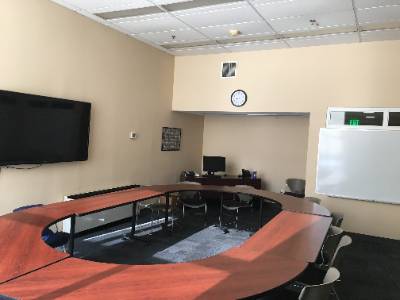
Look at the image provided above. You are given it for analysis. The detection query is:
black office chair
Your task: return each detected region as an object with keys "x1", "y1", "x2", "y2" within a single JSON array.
[
  {"x1": 0, "y1": 295, "x2": 17, "y2": 300},
  {"x1": 305, "y1": 196, "x2": 344, "y2": 228},
  {"x1": 297, "y1": 225, "x2": 343, "y2": 273},
  {"x1": 331, "y1": 212, "x2": 344, "y2": 227},
  {"x1": 298, "y1": 267, "x2": 341, "y2": 300},
  {"x1": 179, "y1": 181, "x2": 207, "y2": 226},
  {"x1": 220, "y1": 185, "x2": 255, "y2": 229},
  {"x1": 261, "y1": 268, "x2": 341, "y2": 300},
  {"x1": 285, "y1": 178, "x2": 306, "y2": 198},
  {"x1": 319, "y1": 226, "x2": 344, "y2": 267},
  {"x1": 13, "y1": 204, "x2": 70, "y2": 250},
  {"x1": 325, "y1": 235, "x2": 352, "y2": 269},
  {"x1": 149, "y1": 196, "x2": 178, "y2": 231},
  {"x1": 286, "y1": 234, "x2": 352, "y2": 296}
]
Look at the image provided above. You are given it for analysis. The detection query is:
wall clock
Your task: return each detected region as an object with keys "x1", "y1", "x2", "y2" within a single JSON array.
[{"x1": 231, "y1": 89, "x2": 247, "y2": 107}]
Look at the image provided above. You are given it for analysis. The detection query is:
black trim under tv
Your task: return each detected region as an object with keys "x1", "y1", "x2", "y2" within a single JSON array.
[{"x1": 0, "y1": 90, "x2": 91, "y2": 166}]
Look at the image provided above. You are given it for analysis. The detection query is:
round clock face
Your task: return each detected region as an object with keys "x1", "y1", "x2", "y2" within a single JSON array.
[{"x1": 231, "y1": 90, "x2": 247, "y2": 107}]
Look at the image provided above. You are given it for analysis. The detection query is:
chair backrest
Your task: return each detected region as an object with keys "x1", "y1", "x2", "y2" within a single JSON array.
[
  {"x1": 286, "y1": 178, "x2": 306, "y2": 194},
  {"x1": 299, "y1": 267, "x2": 340, "y2": 300},
  {"x1": 328, "y1": 225, "x2": 343, "y2": 237},
  {"x1": 329, "y1": 235, "x2": 352, "y2": 268},
  {"x1": 322, "y1": 226, "x2": 344, "y2": 265},
  {"x1": 179, "y1": 181, "x2": 201, "y2": 199},
  {"x1": 0, "y1": 294, "x2": 18, "y2": 300},
  {"x1": 304, "y1": 197, "x2": 321, "y2": 205},
  {"x1": 13, "y1": 204, "x2": 43, "y2": 212},
  {"x1": 235, "y1": 185, "x2": 255, "y2": 204},
  {"x1": 332, "y1": 212, "x2": 344, "y2": 227}
]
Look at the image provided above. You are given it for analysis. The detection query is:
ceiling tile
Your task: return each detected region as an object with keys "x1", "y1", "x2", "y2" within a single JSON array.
[
  {"x1": 269, "y1": 11, "x2": 356, "y2": 33},
  {"x1": 357, "y1": 4, "x2": 400, "y2": 24},
  {"x1": 173, "y1": 1, "x2": 264, "y2": 28},
  {"x1": 252, "y1": 0, "x2": 353, "y2": 19},
  {"x1": 354, "y1": 0, "x2": 400, "y2": 9},
  {"x1": 153, "y1": 0, "x2": 194, "y2": 5},
  {"x1": 198, "y1": 21, "x2": 273, "y2": 40},
  {"x1": 62, "y1": 0, "x2": 153, "y2": 13},
  {"x1": 136, "y1": 28, "x2": 208, "y2": 45},
  {"x1": 361, "y1": 28, "x2": 400, "y2": 42},
  {"x1": 51, "y1": 0, "x2": 400, "y2": 55},
  {"x1": 287, "y1": 32, "x2": 359, "y2": 47},
  {"x1": 112, "y1": 13, "x2": 189, "y2": 34},
  {"x1": 224, "y1": 40, "x2": 288, "y2": 52}
]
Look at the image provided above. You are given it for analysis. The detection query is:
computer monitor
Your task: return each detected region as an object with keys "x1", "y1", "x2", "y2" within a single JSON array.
[{"x1": 203, "y1": 156, "x2": 225, "y2": 176}]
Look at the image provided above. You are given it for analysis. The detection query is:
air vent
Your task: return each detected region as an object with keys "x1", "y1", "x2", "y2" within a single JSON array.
[
  {"x1": 163, "y1": 0, "x2": 237, "y2": 12},
  {"x1": 221, "y1": 62, "x2": 236, "y2": 78},
  {"x1": 95, "y1": 0, "x2": 239, "y2": 20},
  {"x1": 95, "y1": 6, "x2": 163, "y2": 20}
]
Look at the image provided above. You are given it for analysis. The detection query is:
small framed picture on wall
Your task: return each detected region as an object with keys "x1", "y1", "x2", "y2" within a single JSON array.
[{"x1": 161, "y1": 127, "x2": 181, "y2": 151}]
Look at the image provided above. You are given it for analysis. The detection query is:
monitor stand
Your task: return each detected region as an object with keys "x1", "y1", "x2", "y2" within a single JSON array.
[{"x1": 206, "y1": 171, "x2": 221, "y2": 178}]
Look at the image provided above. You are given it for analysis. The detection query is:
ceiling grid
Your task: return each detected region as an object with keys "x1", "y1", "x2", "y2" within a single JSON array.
[
  {"x1": 351, "y1": 0, "x2": 363, "y2": 42},
  {"x1": 244, "y1": 0, "x2": 291, "y2": 48},
  {"x1": 51, "y1": 0, "x2": 400, "y2": 55},
  {"x1": 146, "y1": 0, "x2": 231, "y2": 53}
]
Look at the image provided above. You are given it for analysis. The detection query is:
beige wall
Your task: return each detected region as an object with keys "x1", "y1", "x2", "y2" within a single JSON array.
[
  {"x1": 203, "y1": 115, "x2": 309, "y2": 192},
  {"x1": 173, "y1": 41, "x2": 400, "y2": 239},
  {"x1": 0, "y1": 0, "x2": 204, "y2": 215}
]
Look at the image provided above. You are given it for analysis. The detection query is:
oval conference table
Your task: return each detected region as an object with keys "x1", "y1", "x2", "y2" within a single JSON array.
[{"x1": 0, "y1": 184, "x2": 332, "y2": 300}]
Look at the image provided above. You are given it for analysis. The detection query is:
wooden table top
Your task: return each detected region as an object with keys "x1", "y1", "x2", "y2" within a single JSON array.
[{"x1": 0, "y1": 185, "x2": 332, "y2": 299}]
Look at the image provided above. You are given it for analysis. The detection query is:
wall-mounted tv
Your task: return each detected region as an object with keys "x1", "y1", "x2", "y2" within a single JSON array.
[{"x1": 0, "y1": 90, "x2": 91, "y2": 166}]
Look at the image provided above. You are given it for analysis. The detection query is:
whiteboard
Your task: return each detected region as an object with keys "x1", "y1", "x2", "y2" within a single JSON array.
[{"x1": 316, "y1": 128, "x2": 400, "y2": 204}]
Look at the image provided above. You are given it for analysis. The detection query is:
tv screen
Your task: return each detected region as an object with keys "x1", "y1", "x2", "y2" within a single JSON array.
[
  {"x1": 0, "y1": 90, "x2": 91, "y2": 166},
  {"x1": 203, "y1": 156, "x2": 226, "y2": 174}
]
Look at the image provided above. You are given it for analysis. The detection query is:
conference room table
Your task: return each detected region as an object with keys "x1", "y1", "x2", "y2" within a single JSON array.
[{"x1": 0, "y1": 184, "x2": 332, "y2": 299}]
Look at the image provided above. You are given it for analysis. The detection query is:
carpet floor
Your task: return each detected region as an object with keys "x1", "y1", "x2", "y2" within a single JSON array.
[
  {"x1": 335, "y1": 232, "x2": 400, "y2": 300},
  {"x1": 74, "y1": 205, "x2": 400, "y2": 300}
]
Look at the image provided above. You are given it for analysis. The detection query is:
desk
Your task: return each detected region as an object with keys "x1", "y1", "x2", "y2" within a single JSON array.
[
  {"x1": 191, "y1": 176, "x2": 262, "y2": 205},
  {"x1": 192, "y1": 176, "x2": 262, "y2": 189},
  {"x1": 0, "y1": 185, "x2": 331, "y2": 299}
]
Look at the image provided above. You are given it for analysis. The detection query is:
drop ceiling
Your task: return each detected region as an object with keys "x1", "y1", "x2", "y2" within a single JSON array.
[{"x1": 51, "y1": 0, "x2": 400, "y2": 55}]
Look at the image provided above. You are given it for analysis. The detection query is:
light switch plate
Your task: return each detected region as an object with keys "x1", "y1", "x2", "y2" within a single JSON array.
[{"x1": 129, "y1": 132, "x2": 137, "y2": 139}]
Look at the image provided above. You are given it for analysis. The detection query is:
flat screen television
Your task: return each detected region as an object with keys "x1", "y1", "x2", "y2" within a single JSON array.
[
  {"x1": 203, "y1": 156, "x2": 225, "y2": 176},
  {"x1": 0, "y1": 90, "x2": 91, "y2": 166}
]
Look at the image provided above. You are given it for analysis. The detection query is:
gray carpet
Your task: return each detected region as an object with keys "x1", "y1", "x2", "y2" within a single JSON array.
[
  {"x1": 152, "y1": 225, "x2": 249, "y2": 263},
  {"x1": 75, "y1": 221, "x2": 253, "y2": 265}
]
